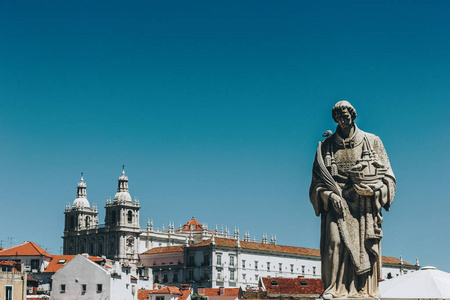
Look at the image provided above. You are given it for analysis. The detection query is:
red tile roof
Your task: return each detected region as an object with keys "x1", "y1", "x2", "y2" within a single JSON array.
[
  {"x1": 190, "y1": 238, "x2": 414, "y2": 265},
  {"x1": 200, "y1": 288, "x2": 240, "y2": 296},
  {"x1": 148, "y1": 286, "x2": 183, "y2": 295},
  {"x1": 138, "y1": 289, "x2": 151, "y2": 300},
  {"x1": 382, "y1": 256, "x2": 413, "y2": 267},
  {"x1": 141, "y1": 245, "x2": 184, "y2": 255},
  {"x1": 0, "y1": 260, "x2": 22, "y2": 272},
  {"x1": 191, "y1": 237, "x2": 320, "y2": 257},
  {"x1": 177, "y1": 218, "x2": 204, "y2": 232},
  {"x1": 146, "y1": 286, "x2": 192, "y2": 300},
  {"x1": 179, "y1": 288, "x2": 192, "y2": 300},
  {"x1": 27, "y1": 277, "x2": 40, "y2": 282},
  {"x1": 141, "y1": 238, "x2": 413, "y2": 266},
  {"x1": 0, "y1": 241, "x2": 52, "y2": 258},
  {"x1": 43, "y1": 255, "x2": 75, "y2": 273},
  {"x1": 262, "y1": 277, "x2": 323, "y2": 295},
  {"x1": 43, "y1": 255, "x2": 105, "y2": 273}
]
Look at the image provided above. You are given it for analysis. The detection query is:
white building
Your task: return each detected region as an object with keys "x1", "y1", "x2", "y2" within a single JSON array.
[
  {"x1": 51, "y1": 254, "x2": 152, "y2": 300},
  {"x1": 140, "y1": 236, "x2": 418, "y2": 291},
  {"x1": 63, "y1": 171, "x2": 225, "y2": 263},
  {"x1": 0, "y1": 241, "x2": 53, "y2": 295}
]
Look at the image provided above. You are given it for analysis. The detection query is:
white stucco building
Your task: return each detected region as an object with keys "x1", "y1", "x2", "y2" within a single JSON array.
[
  {"x1": 51, "y1": 254, "x2": 152, "y2": 300},
  {"x1": 140, "y1": 236, "x2": 418, "y2": 291}
]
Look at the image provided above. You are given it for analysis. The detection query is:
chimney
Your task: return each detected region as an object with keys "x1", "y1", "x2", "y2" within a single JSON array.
[
  {"x1": 219, "y1": 287, "x2": 225, "y2": 295},
  {"x1": 180, "y1": 284, "x2": 190, "y2": 291},
  {"x1": 197, "y1": 287, "x2": 205, "y2": 295}
]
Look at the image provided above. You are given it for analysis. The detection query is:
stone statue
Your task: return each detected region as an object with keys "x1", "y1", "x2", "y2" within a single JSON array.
[{"x1": 310, "y1": 101, "x2": 396, "y2": 298}]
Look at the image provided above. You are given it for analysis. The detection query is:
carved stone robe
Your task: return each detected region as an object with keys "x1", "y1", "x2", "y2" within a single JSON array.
[{"x1": 310, "y1": 125, "x2": 396, "y2": 298}]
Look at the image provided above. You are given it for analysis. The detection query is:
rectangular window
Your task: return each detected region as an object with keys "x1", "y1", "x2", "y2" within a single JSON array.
[
  {"x1": 217, "y1": 255, "x2": 222, "y2": 265},
  {"x1": 163, "y1": 274, "x2": 168, "y2": 283},
  {"x1": 203, "y1": 254, "x2": 209, "y2": 265},
  {"x1": 5, "y1": 286, "x2": 13, "y2": 300},
  {"x1": 97, "y1": 284, "x2": 103, "y2": 293},
  {"x1": 267, "y1": 262, "x2": 270, "y2": 271},
  {"x1": 279, "y1": 263, "x2": 282, "y2": 272},
  {"x1": 230, "y1": 256, "x2": 235, "y2": 267},
  {"x1": 255, "y1": 274, "x2": 259, "y2": 281},
  {"x1": 242, "y1": 274, "x2": 246, "y2": 281},
  {"x1": 302, "y1": 265, "x2": 305, "y2": 274},
  {"x1": 173, "y1": 273, "x2": 178, "y2": 282},
  {"x1": 189, "y1": 256, "x2": 195, "y2": 266},
  {"x1": 82, "y1": 284, "x2": 87, "y2": 293},
  {"x1": 156, "y1": 297, "x2": 164, "y2": 300},
  {"x1": 188, "y1": 270, "x2": 194, "y2": 281},
  {"x1": 31, "y1": 259, "x2": 39, "y2": 271},
  {"x1": 313, "y1": 266, "x2": 316, "y2": 275},
  {"x1": 255, "y1": 261, "x2": 258, "y2": 270},
  {"x1": 60, "y1": 284, "x2": 66, "y2": 293},
  {"x1": 290, "y1": 264, "x2": 294, "y2": 273},
  {"x1": 230, "y1": 270, "x2": 235, "y2": 281},
  {"x1": 155, "y1": 275, "x2": 159, "y2": 283},
  {"x1": 242, "y1": 260, "x2": 246, "y2": 269},
  {"x1": 217, "y1": 270, "x2": 222, "y2": 280}
]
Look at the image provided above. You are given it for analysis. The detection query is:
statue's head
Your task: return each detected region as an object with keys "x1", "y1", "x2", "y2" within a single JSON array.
[{"x1": 332, "y1": 100, "x2": 357, "y2": 129}]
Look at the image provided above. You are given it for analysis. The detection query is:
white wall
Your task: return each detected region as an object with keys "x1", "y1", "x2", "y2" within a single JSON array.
[{"x1": 51, "y1": 255, "x2": 110, "y2": 300}]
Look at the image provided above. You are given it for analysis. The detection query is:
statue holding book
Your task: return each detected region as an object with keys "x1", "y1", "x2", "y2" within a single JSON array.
[{"x1": 310, "y1": 101, "x2": 396, "y2": 298}]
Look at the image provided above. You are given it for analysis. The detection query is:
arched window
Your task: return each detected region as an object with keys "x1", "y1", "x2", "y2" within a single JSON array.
[
  {"x1": 85, "y1": 216, "x2": 90, "y2": 228},
  {"x1": 112, "y1": 211, "x2": 116, "y2": 224},
  {"x1": 128, "y1": 211, "x2": 133, "y2": 223}
]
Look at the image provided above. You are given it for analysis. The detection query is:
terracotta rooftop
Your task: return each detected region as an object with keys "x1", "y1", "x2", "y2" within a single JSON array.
[
  {"x1": 177, "y1": 217, "x2": 204, "y2": 232},
  {"x1": 43, "y1": 255, "x2": 105, "y2": 273},
  {"x1": 191, "y1": 237, "x2": 321, "y2": 257},
  {"x1": 0, "y1": 260, "x2": 22, "y2": 272},
  {"x1": 0, "y1": 241, "x2": 52, "y2": 258},
  {"x1": 382, "y1": 256, "x2": 414, "y2": 267},
  {"x1": 138, "y1": 289, "x2": 151, "y2": 300},
  {"x1": 141, "y1": 245, "x2": 184, "y2": 255},
  {"x1": 262, "y1": 277, "x2": 323, "y2": 295},
  {"x1": 141, "y1": 286, "x2": 191, "y2": 300},
  {"x1": 148, "y1": 286, "x2": 183, "y2": 294},
  {"x1": 199, "y1": 288, "x2": 240, "y2": 296},
  {"x1": 141, "y1": 237, "x2": 414, "y2": 266}
]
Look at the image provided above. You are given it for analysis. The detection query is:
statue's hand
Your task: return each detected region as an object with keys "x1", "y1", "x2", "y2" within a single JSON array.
[
  {"x1": 353, "y1": 183, "x2": 374, "y2": 196},
  {"x1": 329, "y1": 193, "x2": 343, "y2": 214}
]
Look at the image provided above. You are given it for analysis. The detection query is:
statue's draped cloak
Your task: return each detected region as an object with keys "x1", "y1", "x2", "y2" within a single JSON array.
[{"x1": 310, "y1": 126, "x2": 396, "y2": 298}]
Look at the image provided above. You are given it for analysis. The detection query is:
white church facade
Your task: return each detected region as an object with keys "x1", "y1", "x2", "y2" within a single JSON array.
[{"x1": 63, "y1": 170, "x2": 229, "y2": 262}]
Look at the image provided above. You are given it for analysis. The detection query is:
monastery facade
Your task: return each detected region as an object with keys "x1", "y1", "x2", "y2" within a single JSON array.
[{"x1": 63, "y1": 170, "x2": 228, "y2": 262}]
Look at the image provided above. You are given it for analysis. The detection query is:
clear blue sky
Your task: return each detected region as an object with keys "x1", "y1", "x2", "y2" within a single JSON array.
[{"x1": 1, "y1": 1, "x2": 449, "y2": 271}]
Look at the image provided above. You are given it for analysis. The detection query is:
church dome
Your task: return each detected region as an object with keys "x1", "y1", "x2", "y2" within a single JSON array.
[
  {"x1": 72, "y1": 175, "x2": 90, "y2": 209},
  {"x1": 73, "y1": 197, "x2": 90, "y2": 208},
  {"x1": 113, "y1": 169, "x2": 132, "y2": 203},
  {"x1": 113, "y1": 191, "x2": 132, "y2": 203}
]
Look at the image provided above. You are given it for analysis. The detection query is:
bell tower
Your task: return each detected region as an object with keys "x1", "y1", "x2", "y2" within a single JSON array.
[
  {"x1": 63, "y1": 174, "x2": 98, "y2": 255},
  {"x1": 104, "y1": 168, "x2": 141, "y2": 262}
]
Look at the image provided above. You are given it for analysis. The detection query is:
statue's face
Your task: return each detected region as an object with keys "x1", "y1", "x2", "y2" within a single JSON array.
[{"x1": 335, "y1": 108, "x2": 353, "y2": 129}]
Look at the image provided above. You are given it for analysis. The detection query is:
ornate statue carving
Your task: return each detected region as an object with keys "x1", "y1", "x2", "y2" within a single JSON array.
[{"x1": 310, "y1": 101, "x2": 396, "y2": 298}]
